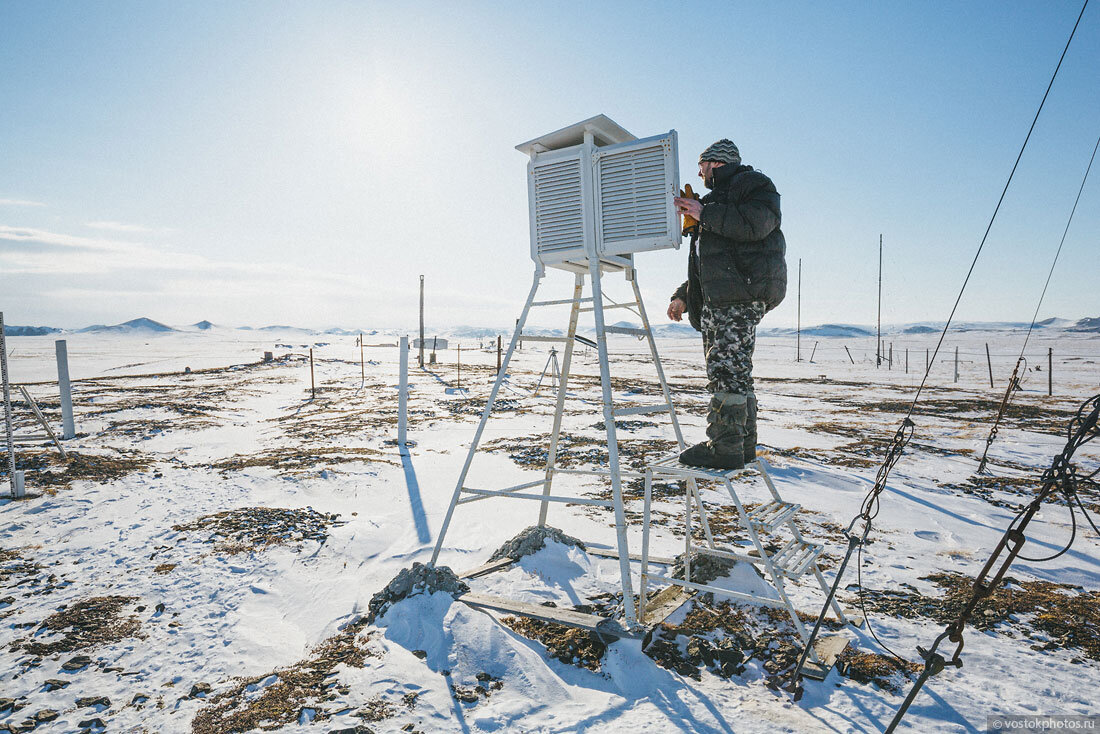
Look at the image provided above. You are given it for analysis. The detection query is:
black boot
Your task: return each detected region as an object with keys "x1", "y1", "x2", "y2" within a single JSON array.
[
  {"x1": 679, "y1": 392, "x2": 748, "y2": 470},
  {"x1": 743, "y1": 394, "x2": 758, "y2": 465}
]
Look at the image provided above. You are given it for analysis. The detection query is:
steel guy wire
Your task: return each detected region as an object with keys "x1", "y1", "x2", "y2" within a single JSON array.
[
  {"x1": 789, "y1": 0, "x2": 1090, "y2": 692},
  {"x1": 978, "y1": 131, "x2": 1100, "y2": 473}
]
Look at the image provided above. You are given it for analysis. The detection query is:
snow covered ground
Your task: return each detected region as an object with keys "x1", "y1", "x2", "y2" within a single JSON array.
[{"x1": 1, "y1": 322, "x2": 1098, "y2": 733}]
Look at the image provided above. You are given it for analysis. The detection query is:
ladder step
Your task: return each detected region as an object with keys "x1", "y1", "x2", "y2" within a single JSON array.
[
  {"x1": 603, "y1": 325, "x2": 647, "y2": 337},
  {"x1": 769, "y1": 538, "x2": 824, "y2": 579},
  {"x1": 459, "y1": 488, "x2": 613, "y2": 508},
  {"x1": 580, "y1": 302, "x2": 639, "y2": 313},
  {"x1": 531, "y1": 297, "x2": 593, "y2": 307},
  {"x1": 520, "y1": 335, "x2": 569, "y2": 343},
  {"x1": 747, "y1": 500, "x2": 801, "y2": 532},
  {"x1": 647, "y1": 453, "x2": 761, "y2": 479},
  {"x1": 613, "y1": 403, "x2": 671, "y2": 417}
]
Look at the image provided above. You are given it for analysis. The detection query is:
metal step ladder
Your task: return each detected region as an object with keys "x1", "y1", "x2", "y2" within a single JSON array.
[
  {"x1": 430, "y1": 257, "x2": 714, "y2": 627},
  {"x1": 638, "y1": 456, "x2": 850, "y2": 661}
]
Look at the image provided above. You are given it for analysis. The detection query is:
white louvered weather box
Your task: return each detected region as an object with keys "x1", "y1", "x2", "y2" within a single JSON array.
[{"x1": 516, "y1": 115, "x2": 680, "y2": 272}]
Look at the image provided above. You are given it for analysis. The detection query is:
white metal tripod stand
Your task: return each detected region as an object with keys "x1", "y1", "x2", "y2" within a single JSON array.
[{"x1": 430, "y1": 258, "x2": 715, "y2": 627}]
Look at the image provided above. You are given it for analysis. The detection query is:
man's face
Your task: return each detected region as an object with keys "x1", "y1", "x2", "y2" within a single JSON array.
[{"x1": 698, "y1": 160, "x2": 725, "y2": 188}]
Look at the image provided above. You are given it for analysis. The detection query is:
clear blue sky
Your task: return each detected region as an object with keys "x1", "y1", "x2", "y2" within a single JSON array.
[{"x1": 2, "y1": 1, "x2": 1097, "y2": 329}]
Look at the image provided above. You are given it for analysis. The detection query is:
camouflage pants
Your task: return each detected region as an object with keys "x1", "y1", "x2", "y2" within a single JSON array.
[{"x1": 700, "y1": 301, "x2": 766, "y2": 395}]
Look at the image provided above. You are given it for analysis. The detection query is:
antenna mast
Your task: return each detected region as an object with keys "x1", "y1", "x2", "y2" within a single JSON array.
[
  {"x1": 418, "y1": 275, "x2": 425, "y2": 368},
  {"x1": 877, "y1": 235, "x2": 882, "y2": 368}
]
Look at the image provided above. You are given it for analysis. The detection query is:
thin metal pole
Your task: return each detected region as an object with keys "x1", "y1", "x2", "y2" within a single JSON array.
[
  {"x1": 1, "y1": 312, "x2": 17, "y2": 497},
  {"x1": 18, "y1": 385, "x2": 66, "y2": 459},
  {"x1": 1048, "y1": 347, "x2": 1053, "y2": 396},
  {"x1": 310, "y1": 348, "x2": 316, "y2": 399},
  {"x1": 905, "y1": 348, "x2": 909, "y2": 374},
  {"x1": 418, "y1": 275, "x2": 425, "y2": 368},
  {"x1": 398, "y1": 336, "x2": 408, "y2": 450},
  {"x1": 539, "y1": 273, "x2": 584, "y2": 526},
  {"x1": 796, "y1": 258, "x2": 802, "y2": 362},
  {"x1": 877, "y1": 234, "x2": 882, "y2": 368},
  {"x1": 926, "y1": 348, "x2": 930, "y2": 376},
  {"x1": 431, "y1": 272, "x2": 542, "y2": 566},
  {"x1": 457, "y1": 344, "x2": 461, "y2": 389},
  {"x1": 985, "y1": 343, "x2": 994, "y2": 388},
  {"x1": 954, "y1": 346, "x2": 959, "y2": 383},
  {"x1": 844, "y1": 345, "x2": 855, "y2": 364},
  {"x1": 888, "y1": 342, "x2": 893, "y2": 370},
  {"x1": 360, "y1": 333, "x2": 365, "y2": 384},
  {"x1": 497, "y1": 335, "x2": 502, "y2": 374},
  {"x1": 55, "y1": 339, "x2": 75, "y2": 439},
  {"x1": 588, "y1": 258, "x2": 636, "y2": 624},
  {"x1": 809, "y1": 341, "x2": 818, "y2": 363}
]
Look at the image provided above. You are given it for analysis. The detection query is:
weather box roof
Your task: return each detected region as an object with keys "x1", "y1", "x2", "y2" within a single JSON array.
[{"x1": 514, "y1": 114, "x2": 636, "y2": 156}]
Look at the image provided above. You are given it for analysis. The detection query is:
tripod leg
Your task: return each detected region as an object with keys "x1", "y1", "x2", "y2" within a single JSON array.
[
  {"x1": 431, "y1": 272, "x2": 543, "y2": 565},
  {"x1": 539, "y1": 273, "x2": 584, "y2": 526},
  {"x1": 590, "y1": 260, "x2": 636, "y2": 623}
]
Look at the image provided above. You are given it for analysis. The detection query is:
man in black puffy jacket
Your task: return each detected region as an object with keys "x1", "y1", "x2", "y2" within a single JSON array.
[{"x1": 668, "y1": 139, "x2": 787, "y2": 470}]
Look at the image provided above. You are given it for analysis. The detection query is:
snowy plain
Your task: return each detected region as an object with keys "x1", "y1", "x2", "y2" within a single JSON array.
[{"x1": 1, "y1": 311, "x2": 1098, "y2": 734}]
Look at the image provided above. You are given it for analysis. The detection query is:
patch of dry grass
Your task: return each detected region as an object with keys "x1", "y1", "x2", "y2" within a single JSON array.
[
  {"x1": 190, "y1": 619, "x2": 381, "y2": 734},
  {"x1": 502, "y1": 616, "x2": 607, "y2": 671},
  {"x1": 854, "y1": 572, "x2": 1100, "y2": 661},
  {"x1": 17, "y1": 595, "x2": 142, "y2": 658},
  {"x1": 209, "y1": 446, "x2": 396, "y2": 477},
  {"x1": 8, "y1": 450, "x2": 151, "y2": 493},
  {"x1": 172, "y1": 507, "x2": 343, "y2": 555}
]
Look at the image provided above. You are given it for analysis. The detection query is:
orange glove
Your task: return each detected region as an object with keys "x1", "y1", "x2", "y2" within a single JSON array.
[{"x1": 679, "y1": 183, "x2": 701, "y2": 232}]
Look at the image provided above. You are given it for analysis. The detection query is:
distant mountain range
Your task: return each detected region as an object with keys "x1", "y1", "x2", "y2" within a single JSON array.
[{"x1": 5, "y1": 316, "x2": 1100, "y2": 337}]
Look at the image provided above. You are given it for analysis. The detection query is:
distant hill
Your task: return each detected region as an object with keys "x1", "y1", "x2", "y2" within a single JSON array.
[
  {"x1": 256, "y1": 325, "x2": 314, "y2": 333},
  {"x1": 764, "y1": 324, "x2": 873, "y2": 338},
  {"x1": 652, "y1": 323, "x2": 698, "y2": 338},
  {"x1": 1070, "y1": 317, "x2": 1100, "y2": 333},
  {"x1": 903, "y1": 325, "x2": 939, "y2": 334},
  {"x1": 447, "y1": 326, "x2": 502, "y2": 339},
  {"x1": 192, "y1": 320, "x2": 215, "y2": 330},
  {"x1": 79, "y1": 317, "x2": 176, "y2": 334},
  {"x1": 3, "y1": 324, "x2": 62, "y2": 336}
]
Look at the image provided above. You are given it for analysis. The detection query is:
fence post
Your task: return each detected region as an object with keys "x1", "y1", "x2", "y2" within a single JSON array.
[
  {"x1": 926, "y1": 348, "x2": 930, "y2": 376},
  {"x1": 497, "y1": 335, "x2": 502, "y2": 373},
  {"x1": 888, "y1": 343, "x2": 893, "y2": 370},
  {"x1": 905, "y1": 348, "x2": 909, "y2": 374},
  {"x1": 1048, "y1": 347, "x2": 1053, "y2": 396},
  {"x1": 809, "y1": 341, "x2": 818, "y2": 363},
  {"x1": 360, "y1": 333, "x2": 365, "y2": 384},
  {"x1": 954, "y1": 346, "x2": 959, "y2": 383},
  {"x1": 457, "y1": 344, "x2": 462, "y2": 389},
  {"x1": 985, "y1": 343, "x2": 994, "y2": 388},
  {"x1": 310, "y1": 348, "x2": 316, "y2": 400},
  {"x1": 55, "y1": 339, "x2": 76, "y2": 439},
  {"x1": 844, "y1": 345, "x2": 855, "y2": 364},
  {"x1": 398, "y1": 336, "x2": 409, "y2": 451}
]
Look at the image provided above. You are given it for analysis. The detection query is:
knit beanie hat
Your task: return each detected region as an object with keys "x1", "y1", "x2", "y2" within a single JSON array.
[{"x1": 699, "y1": 139, "x2": 741, "y2": 165}]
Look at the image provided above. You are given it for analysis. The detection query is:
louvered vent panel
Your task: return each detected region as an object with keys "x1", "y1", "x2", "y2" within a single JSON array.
[
  {"x1": 533, "y1": 158, "x2": 585, "y2": 256},
  {"x1": 598, "y1": 144, "x2": 669, "y2": 244}
]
